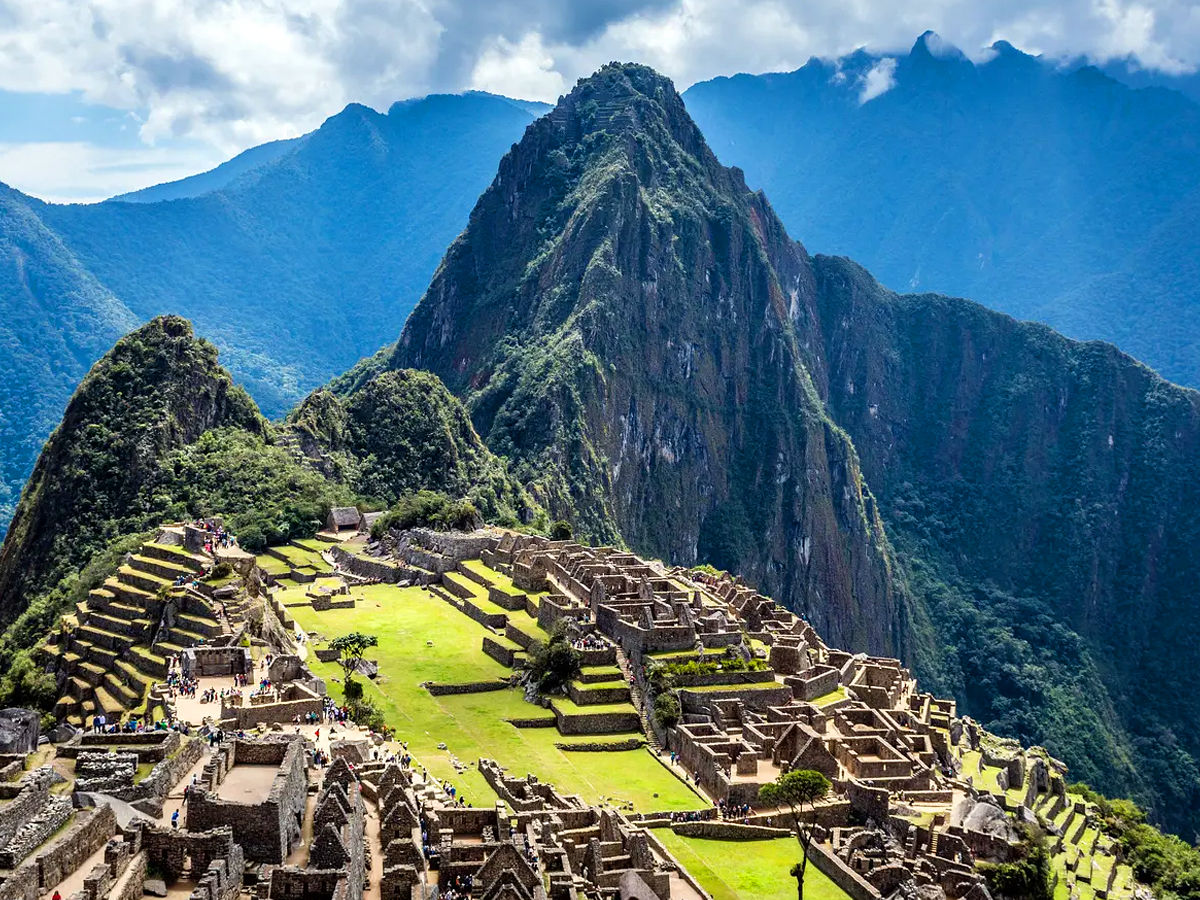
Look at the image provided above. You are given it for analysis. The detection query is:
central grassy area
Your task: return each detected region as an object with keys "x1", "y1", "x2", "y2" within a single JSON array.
[
  {"x1": 653, "y1": 831, "x2": 852, "y2": 900},
  {"x1": 283, "y1": 579, "x2": 703, "y2": 813}
]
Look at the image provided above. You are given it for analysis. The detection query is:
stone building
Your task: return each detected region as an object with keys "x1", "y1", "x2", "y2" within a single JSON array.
[{"x1": 186, "y1": 736, "x2": 308, "y2": 863}]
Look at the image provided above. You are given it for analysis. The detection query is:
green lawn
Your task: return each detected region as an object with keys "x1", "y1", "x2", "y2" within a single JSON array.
[
  {"x1": 959, "y1": 750, "x2": 1005, "y2": 794},
  {"x1": 811, "y1": 686, "x2": 847, "y2": 707},
  {"x1": 270, "y1": 544, "x2": 333, "y2": 573},
  {"x1": 683, "y1": 682, "x2": 783, "y2": 694},
  {"x1": 654, "y1": 832, "x2": 852, "y2": 900},
  {"x1": 288, "y1": 582, "x2": 703, "y2": 813},
  {"x1": 256, "y1": 554, "x2": 291, "y2": 576},
  {"x1": 551, "y1": 697, "x2": 639, "y2": 716}
]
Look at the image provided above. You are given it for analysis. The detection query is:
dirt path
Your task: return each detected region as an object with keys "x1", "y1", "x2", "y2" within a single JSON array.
[
  {"x1": 40, "y1": 842, "x2": 107, "y2": 900},
  {"x1": 363, "y1": 798, "x2": 384, "y2": 900}
]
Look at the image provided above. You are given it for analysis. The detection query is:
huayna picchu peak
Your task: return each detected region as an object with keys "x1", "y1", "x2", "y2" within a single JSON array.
[
  {"x1": 2, "y1": 46, "x2": 1200, "y2": 900},
  {"x1": 391, "y1": 61, "x2": 907, "y2": 662}
]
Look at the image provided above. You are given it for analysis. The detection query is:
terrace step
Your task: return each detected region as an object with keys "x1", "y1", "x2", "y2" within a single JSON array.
[
  {"x1": 166, "y1": 627, "x2": 209, "y2": 647},
  {"x1": 129, "y1": 553, "x2": 196, "y2": 582},
  {"x1": 75, "y1": 624, "x2": 135, "y2": 653},
  {"x1": 103, "y1": 672, "x2": 140, "y2": 708},
  {"x1": 79, "y1": 642, "x2": 120, "y2": 669},
  {"x1": 142, "y1": 542, "x2": 208, "y2": 571},
  {"x1": 88, "y1": 587, "x2": 116, "y2": 607},
  {"x1": 103, "y1": 601, "x2": 147, "y2": 622},
  {"x1": 93, "y1": 687, "x2": 125, "y2": 719},
  {"x1": 115, "y1": 659, "x2": 153, "y2": 694},
  {"x1": 85, "y1": 611, "x2": 148, "y2": 639},
  {"x1": 117, "y1": 565, "x2": 171, "y2": 595},
  {"x1": 77, "y1": 661, "x2": 107, "y2": 687},
  {"x1": 104, "y1": 578, "x2": 158, "y2": 610},
  {"x1": 129, "y1": 646, "x2": 169, "y2": 679}
]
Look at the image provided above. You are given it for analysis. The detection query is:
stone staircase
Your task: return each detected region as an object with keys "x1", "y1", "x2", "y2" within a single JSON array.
[
  {"x1": 615, "y1": 645, "x2": 661, "y2": 753},
  {"x1": 37, "y1": 540, "x2": 226, "y2": 726}
]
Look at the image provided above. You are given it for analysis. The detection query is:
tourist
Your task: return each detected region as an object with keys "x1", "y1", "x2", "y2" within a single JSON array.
[{"x1": 171, "y1": 809, "x2": 180, "y2": 829}]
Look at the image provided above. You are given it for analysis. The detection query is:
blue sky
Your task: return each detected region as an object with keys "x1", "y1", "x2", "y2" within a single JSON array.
[{"x1": 1, "y1": 0, "x2": 1197, "y2": 203}]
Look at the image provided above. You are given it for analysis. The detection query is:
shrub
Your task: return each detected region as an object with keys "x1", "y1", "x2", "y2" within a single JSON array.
[
  {"x1": 550, "y1": 519, "x2": 573, "y2": 540},
  {"x1": 371, "y1": 491, "x2": 481, "y2": 538},
  {"x1": 346, "y1": 697, "x2": 388, "y2": 735},
  {"x1": 528, "y1": 622, "x2": 582, "y2": 695},
  {"x1": 653, "y1": 692, "x2": 681, "y2": 728}
]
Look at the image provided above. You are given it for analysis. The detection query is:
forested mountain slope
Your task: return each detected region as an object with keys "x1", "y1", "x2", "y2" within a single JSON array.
[{"x1": 0, "y1": 92, "x2": 542, "y2": 536}]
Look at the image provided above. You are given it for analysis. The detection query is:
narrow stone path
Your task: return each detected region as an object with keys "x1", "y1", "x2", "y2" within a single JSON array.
[{"x1": 363, "y1": 798, "x2": 384, "y2": 900}]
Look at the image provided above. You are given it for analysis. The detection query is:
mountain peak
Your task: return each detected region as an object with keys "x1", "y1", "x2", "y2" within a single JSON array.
[{"x1": 551, "y1": 62, "x2": 697, "y2": 144}]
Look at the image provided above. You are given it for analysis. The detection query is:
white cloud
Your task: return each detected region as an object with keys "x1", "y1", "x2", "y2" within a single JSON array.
[
  {"x1": 0, "y1": 141, "x2": 222, "y2": 203},
  {"x1": 469, "y1": 32, "x2": 567, "y2": 101},
  {"x1": 1, "y1": 0, "x2": 1199, "y2": 199},
  {"x1": 859, "y1": 57, "x2": 897, "y2": 103}
]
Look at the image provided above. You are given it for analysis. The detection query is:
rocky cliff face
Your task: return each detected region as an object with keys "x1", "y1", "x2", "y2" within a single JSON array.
[
  {"x1": 0, "y1": 316, "x2": 262, "y2": 624},
  {"x1": 809, "y1": 254, "x2": 1200, "y2": 833},
  {"x1": 390, "y1": 64, "x2": 907, "y2": 657}
]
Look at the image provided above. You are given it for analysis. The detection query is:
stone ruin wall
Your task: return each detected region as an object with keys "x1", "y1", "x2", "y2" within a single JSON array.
[
  {"x1": 0, "y1": 804, "x2": 117, "y2": 900},
  {"x1": 187, "y1": 738, "x2": 307, "y2": 864}
]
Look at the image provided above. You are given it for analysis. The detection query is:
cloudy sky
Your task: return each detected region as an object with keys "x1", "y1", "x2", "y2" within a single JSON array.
[{"x1": 1, "y1": 0, "x2": 1197, "y2": 202}]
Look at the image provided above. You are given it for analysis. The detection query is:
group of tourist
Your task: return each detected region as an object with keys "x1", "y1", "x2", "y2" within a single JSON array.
[
  {"x1": 571, "y1": 635, "x2": 607, "y2": 651},
  {"x1": 322, "y1": 698, "x2": 353, "y2": 723},
  {"x1": 164, "y1": 673, "x2": 200, "y2": 699},
  {"x1": 90, "y1": 713, "x2": 181, "y2": 734},
  {"x1": 715, "y1": 799, "x2": 754, "y2": 821},
  {"x1": 194, "y1": 518, "x2": 236, "y2": 551},
  {"x1": 436, "y1": 874, "x2": 475, "y2": 899},
  {"x1": 666, "y1": 808, "x2": 717, "y2": 823}
]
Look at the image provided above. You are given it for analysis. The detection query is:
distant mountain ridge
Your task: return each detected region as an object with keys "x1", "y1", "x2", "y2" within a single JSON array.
[
  {"x1": 683, "y1": 32, "x2": 1200, "y2": 391},
  {"x1": 0, "y1": 91, "x2": 543, "y2": 535}
]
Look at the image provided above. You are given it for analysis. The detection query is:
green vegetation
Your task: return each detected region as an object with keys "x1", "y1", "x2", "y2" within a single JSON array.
[
  {"x1": 371, "y1": 491, "x2": 480, "y2": 537},
  {"x1": 329, "y1": 631, "x2": 379, "y2": 694},
  {"x1": 1056, "y1": 787, "x2": 1200, "y2": 900},
  {"x1": 647, "y1": 653, "x2": 769, "y2": 692},
  {"x1": 977, "y1": 827, "x2": 1053, "y2": 900},
  {"x1": 654, "y1": 832, "x2": 851, "y2": 900},
  {"x1": 527, "y1": 622, "x2": 583, "y2": 695},
  {"x1": 759, "y1": 769, "x2": 833, "y2": 900},
  {"x1": 283, "y1": 581, "x2": 701, "y2": 811},
  {"x1": 291, "y1": 370, "x2": 535, "y2": 526},
  {"x1": 653, "y1": 692, "x2": 680, "y2": 728},
  {"x1": 0, "y1": 316, "x2": 262, "y2": 625},
  {"x1": 143, "y1": 427, "x2": 354, "y2": 552},
  {"x1": 549, "y1": 520, "x2": 573, "y2": 540}
]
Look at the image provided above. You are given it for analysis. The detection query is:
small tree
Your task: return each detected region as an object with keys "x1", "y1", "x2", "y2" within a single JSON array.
[
  {"x1": 653, "y1": 692, "x2": 680, "y2": 728},
  {"x1": 550, "y1": 519, "x2": 573, "y2": 540},
  {"x1": 330, "y1": 631, "x2": 378, "y2": 692},
  {"x1": 759, "y1": 769, "x2": 832, "y2": 900},
  {"x1": 528, "y1": 622, "x2": 582, "y2": 695}
]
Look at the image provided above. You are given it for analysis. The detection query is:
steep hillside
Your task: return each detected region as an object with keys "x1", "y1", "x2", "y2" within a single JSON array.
[
  {"x1": 808, "y1": 254, "x2": 1200, "y2": 836},
  {"x1": 0, "y1": 315, "x2": 264, "y2": 624},
  {"x1": 0, "y1": 91, "x2": 541, "y2": 537},
  {"x1": 0, "y1": 185, "x2": 140, "y2": 533},
  {"x1": 683, "y1": 33, "x2": 1200, "y2": 390},
  {"x1": 0, "y1": 317, "x2": 532, "y2": 666},
  {"x1": 287, "y1": 370, "x2": 536, "y2": 524},
  {"x1": 388, "y1": 63, "x2": 907, "y2": 658}
]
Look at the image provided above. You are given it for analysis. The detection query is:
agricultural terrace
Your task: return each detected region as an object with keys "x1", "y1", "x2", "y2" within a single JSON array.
[
  {"x1": 654, "y1": 831, "x2": 852, "y2": 900},
  {"x1": 275, "y1": 572, "x2": 704, "y2": 813}
]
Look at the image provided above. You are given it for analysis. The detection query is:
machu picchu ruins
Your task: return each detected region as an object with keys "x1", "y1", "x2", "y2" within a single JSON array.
[{"x1": 0, "y1": 517, "x2": 1149, "y2": 900}]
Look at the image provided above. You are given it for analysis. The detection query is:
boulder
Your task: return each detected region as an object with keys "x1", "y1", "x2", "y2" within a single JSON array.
[
  {"x1": 355, "y1": 659, "x2": 379, "y2": 679},
  {"x1": 144, "y1": 879, "x2": 168, "y2": 897},
  {"x1": 0, "y1": 708, "x2": 40, "y2": 753}
]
